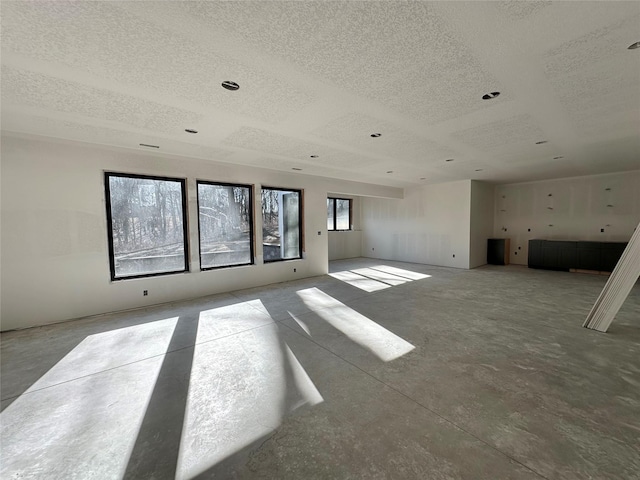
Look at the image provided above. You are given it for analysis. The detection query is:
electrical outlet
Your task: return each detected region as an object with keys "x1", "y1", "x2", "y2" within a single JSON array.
[
  {"x1": 143, "y1": 290, "x2": 148, "y2": 296},
  {"x1": 317, "y1": 231, "x2": 321, "y2": 235},
  {"x1": 452, "y1": 254, "x2": 456, "y2": 258},
  {"x1": 293, "y1": 268, "x2": 296, "y2": 273}
]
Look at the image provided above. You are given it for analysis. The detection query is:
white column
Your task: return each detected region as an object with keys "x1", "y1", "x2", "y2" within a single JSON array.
[{"x1": 583, "y1": 221, "x2": 640, "y2": 332}]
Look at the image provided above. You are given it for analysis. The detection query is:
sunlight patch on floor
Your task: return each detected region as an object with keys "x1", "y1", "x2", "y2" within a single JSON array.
[
  {"x1": 297, "y1": 288, "x2": 415, "y2": 362},
  {"x1": 329, "y1": 270, "x2": 390, "y2": 292},
  {"x1": 288, "y1": 311, "x2": 312, "y2": 336},
  {"x1": 351, "y1": 267, "x2": 411, "y2": 286},
  {"x1": 330, "y1": 265, "x2": 431, "y2": 292},
  {"x1": 23, "y1": 316, "x2": 180, "y2": 393},
  {"x1": 369, "y1": 265, "x2": 431, "y2": 281},
  {"x1": 176, "y1": 302, "x2": 322, "y2": 479},
  {"x1": 0, "y1": 320, "x2": 175, "y2": 479}
]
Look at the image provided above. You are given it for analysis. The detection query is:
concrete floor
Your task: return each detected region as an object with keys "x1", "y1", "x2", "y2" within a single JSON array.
[{"x1": 1, "y1": 258, "x2": 639, "y2": 480}]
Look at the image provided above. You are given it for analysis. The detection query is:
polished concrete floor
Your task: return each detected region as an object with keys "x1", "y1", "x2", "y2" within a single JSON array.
[{"x1": 2, "y1": 258, "x2": 639, "y2": 480}]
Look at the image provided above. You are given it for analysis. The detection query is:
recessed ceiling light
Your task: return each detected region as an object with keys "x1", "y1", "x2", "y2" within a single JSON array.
[
  {"x1": 553, "y1": 156, "x2": 564, "y2": 160},
  {"x1": 420, "y1": 177, "x2": 426, "y2": 180},
  {"x1": 139, "y1": 143, "x2": 159, "y2": 148},
  {"x1": 386, "y1": 170, "x2": 393, "y2": 174},
  {"x1": 482, "y1": 91, "x2": 500, "y2": 100},
  {"x1": 628, "y1": 41, "x2": 640, "y2": 50},
  {"x1": 445, "y1": 158, "x2": 454, "y2": 162},
  {"x1": 371, "y1": 133, "x2": 382, "y2": 138},
  {"x1": 221, "y1": 80, "x2": 240, "y2": 91},
  {"x1": 185, "y1": 129, "x2": 198, "y2": 134},
  {"x1": 475, "y1": 169, "x2": 483, "y2": 172},
  {"x1": 310, "y1": 155, "x2": 319, "y2": 158},
  {"x1": 535, "y1": 140, "x2": 548, "y2": 145},
  {"x1": 292, "y1": 167, "x2": 302, "y2": 171}
]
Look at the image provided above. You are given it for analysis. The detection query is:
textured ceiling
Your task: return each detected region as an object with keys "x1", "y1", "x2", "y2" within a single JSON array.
[{"x1": 1, "y1": 1, "x2": 639, "y2": 188}]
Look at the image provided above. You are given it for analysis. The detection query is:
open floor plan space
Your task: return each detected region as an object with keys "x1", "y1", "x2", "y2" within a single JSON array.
[{"x1": 2, "y1": 259, "x2": 639, "y2": 480}]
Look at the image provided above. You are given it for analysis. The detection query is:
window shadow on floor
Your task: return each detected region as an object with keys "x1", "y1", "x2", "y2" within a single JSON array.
[{"x1": 123, "y1": 315, "x2": 198, "y2": 479}]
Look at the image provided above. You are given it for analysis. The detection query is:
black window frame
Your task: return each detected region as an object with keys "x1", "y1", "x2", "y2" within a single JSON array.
[
  {"x1": 261, "y1": 186, "x2": 303, "y2": 263},
  {"x1": 327, "y1": 197, "x2": 352, "y2": 231},
  {"x1": 104, "y1": 171, "x2": 190, "y2": 281},
  {"x1": 196, "y1": 180, "x2": 255, "y2": 271}
]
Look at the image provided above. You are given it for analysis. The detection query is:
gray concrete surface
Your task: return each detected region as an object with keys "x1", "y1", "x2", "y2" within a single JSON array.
[{"x1": 1, "y1": 259, "x2": 639, "y2": 479}]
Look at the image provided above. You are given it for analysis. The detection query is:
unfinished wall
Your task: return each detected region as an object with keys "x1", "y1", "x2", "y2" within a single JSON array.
[
  {"x1": 469, "y1": 181, "x2": 496, "y2": 268},
  {"x1": 361, "y1": 180, "x2": 472, "y2": 269},
  {"x1": 0, "y1": 134, "x2": 402, "y2": 330},
  {"x1": 494, "y1": 171, "x2": 640, "y2": 265},
  {"x1": 328, "y1": 196, "x2": 362, "y2": 260}
]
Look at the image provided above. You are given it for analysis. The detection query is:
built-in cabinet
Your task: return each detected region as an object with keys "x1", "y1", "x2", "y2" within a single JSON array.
[
  {"x1": 487, "y1": 238, "x2": 510, "y2": 265},
  {"x1": 528, "y1": 240, "x2": 627, "y2": 272}
]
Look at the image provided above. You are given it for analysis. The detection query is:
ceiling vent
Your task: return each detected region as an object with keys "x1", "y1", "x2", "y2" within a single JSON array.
[
  {"x1": 482, "y1": 91, "x2": 500, "y2": 100},
  {"x1": 221, "y1": 81, "x2": 240, "y2": 91}
]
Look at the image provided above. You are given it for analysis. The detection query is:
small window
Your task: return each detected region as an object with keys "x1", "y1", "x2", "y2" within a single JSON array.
[
  {"x1": 197, "y1": 181, "x2": 254, "y2": 270},
  {"x1": 262, "y1": 187, "x2": 302, "y2": 262},
  {"x1": 327, "y1": 197, "x2": 352, "y2": 231},
  {"x1": 105, "y1": 172, "x2": 189, "y2": 280}
]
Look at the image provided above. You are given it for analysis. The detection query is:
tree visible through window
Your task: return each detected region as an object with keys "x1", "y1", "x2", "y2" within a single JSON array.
[
  {"x1": 197, "y1": 181, "x2": 253, "y2": 269},
  {"x1": 262, "y1": 187, "x2": 302, "y2": 262},
  {"x1": 105, "y1": 172, "x2": 188, "y2": 280},
  {"x1": 327, "y1": 198, "x2": 352, "y2": 231}
]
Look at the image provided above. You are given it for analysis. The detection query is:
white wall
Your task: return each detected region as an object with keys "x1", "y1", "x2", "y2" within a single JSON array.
[
  {"x1": 494, "y1": 171, "x2": 640, "y2": 265},
  {"x1": 469, "y1": 181, "x2": 496, "y2": 268},
  {"x1": 361, "y1": 180, "x2": 472, "y2": 269},
  {"x1": 0, "y1": 134, "x2": 402, "y2": 330},
  {"x1": 328, "y1": 196, "x2": 362, "y2": 260}
]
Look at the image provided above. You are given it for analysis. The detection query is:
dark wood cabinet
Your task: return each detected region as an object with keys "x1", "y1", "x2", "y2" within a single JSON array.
[
  {"x1": 528, "y1": 240, "x2": 544, "y2": 268},
  {"x1": 601, "y1": 242, "x2": 627, "y2": 272},
  {"x1": 487, "y1": 238, "x2": 510, "y2": 265},
  {"x1": 577, "y1": 242, "x2": 601, "y2": 271},
  {"x1": 529, "y1": 240, "x2": 627, "y2": 272}
]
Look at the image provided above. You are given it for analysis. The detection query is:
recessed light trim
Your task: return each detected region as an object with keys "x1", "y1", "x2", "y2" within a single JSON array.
[
  {"x1": 292, "y1": 167, "x2": 303, "y2": 171},
  {"x1": 482, "y1": 91, "x2": 500, "y2": 100},
  {"x1": 310, "y1": 155, "x2": 319, "y2": 158},
  {"x1": 185, "y1": 129, "x2": 198, "y2": 134},
  {"x1": 386, "y1": 170, "x2": 393, "y2": 174},
  {"x1": 221, "y1": 80, "x2": 240, "y2": 91},
  {"x1": 139, "y1": 143, "x2": 159, "y2": 148},
  {"x1": 628, "y1": 41, "x2": 640, "y2": 50},
  {"x1": 535, "y1": 140, "x2": 548, "y2": 145},
  {"x1": 371, "y1": 133, "x2": 382, "y2": 138},
  {"x1": 420, "y1": 177, "x2": 426, "y2": 180},
  {"x1": 475, "y1": 169, "x2": 483, "y2": 172},
  {"x1": 445, "y1": 158, "x2": 454, "y2": 162},
  {"x1": 553, "y1": 156, "x2": 564, "y2": 160}
]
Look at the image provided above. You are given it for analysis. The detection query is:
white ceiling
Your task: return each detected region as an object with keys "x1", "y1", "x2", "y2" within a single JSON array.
[{"x1": 1, "y1": 1, "x2": 639, "y2": 188}]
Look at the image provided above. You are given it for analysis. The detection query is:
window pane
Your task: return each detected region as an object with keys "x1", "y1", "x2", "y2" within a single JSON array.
[
  {"x1": 262, "y1": 188, "x2": 302, "y2": 262},
  {"x1": 327, "y1": 198, "x2": 335, "y2": 230},
  {"x1": 198, "y1": 183, "x2": 253, "y2": 269},
  {"x1": 336, "y1": 199, "x2": 350, "y2": 230},
  {"x1": 107, "y1": 174, "x2": 187, "y2": 279}
]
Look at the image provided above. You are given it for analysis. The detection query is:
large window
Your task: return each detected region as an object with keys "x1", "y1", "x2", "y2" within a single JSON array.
[
  {"x1": 105, "y1": 172, "x2": 188, "y2": 280},
  {"x1": 327, "y1": 198, "x2": 352, "y2": 231},
  {"x1": 197, "y1": 181, "x2": 254, "y2": 269},
  {"x1": 261, "y1": 187, "x2": 302, "y2": 262}
]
